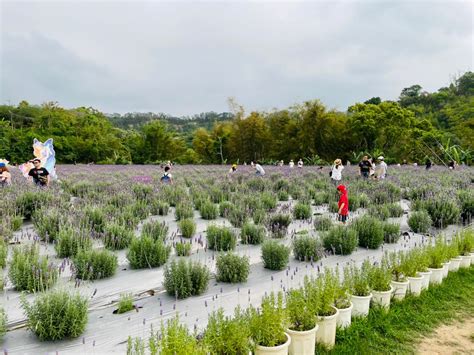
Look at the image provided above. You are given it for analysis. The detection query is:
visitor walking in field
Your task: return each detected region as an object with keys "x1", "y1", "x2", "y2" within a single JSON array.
[
  {"x1": 0, "y1": 163, "x2": 11, "y2": 186},
  {"x1": 359, "y1": 155, "x2": 371, "y2": 179},
  {"x1": 330, "y1": 159, "x2": 344, "y2": 185},
  {"x1": 289, "y1": 160, "x2": 295, "y2": 168},
  {"x1": 255, "y1": 162, "x2": 265, "y2": 176},
  {"x1": 377, "y1": 156, "x2": 388, "y2": 179},
  {"x1": 28, "y1": 159, "x2": 50, "y2": 187},
  {"x1": 228, "y1": 164, "x2": 237, "y2": 174},
  {"x1": 337, "y1": 184, "x2": 349, "y2": 224},
  {"x1": 160, "y1": 166, "x2": 173, "y2": 184},
  {"x1": 297, "y1": 159, "x2": 303, "y2": 168}
]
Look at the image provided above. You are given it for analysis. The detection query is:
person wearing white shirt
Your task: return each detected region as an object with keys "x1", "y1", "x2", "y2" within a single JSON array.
[
  {"x1": 289, "y1": 160, "x2": 294, "y2": 168},
  {"x1": 377, "y1": 156, "x2": 388, "y2": 179},
  {"x1": 297, "y1": 159, "x2": 303, "y2": 168},
  {"x1": 255, "y1": 162, "x2": 265, "y2": 176},
  {"x1": 330, "y1": 159, "x2": 344, "y2": 185}
]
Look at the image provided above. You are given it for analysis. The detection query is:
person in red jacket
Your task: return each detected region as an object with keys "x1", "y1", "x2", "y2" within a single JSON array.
[{"x1": 337, "y1": 184, "x2": 349, "y2": 224}]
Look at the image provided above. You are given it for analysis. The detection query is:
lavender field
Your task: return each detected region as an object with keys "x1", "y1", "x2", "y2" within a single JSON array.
[{"x1": 0, "y1": 164, "x2": 472, "y2": 354}]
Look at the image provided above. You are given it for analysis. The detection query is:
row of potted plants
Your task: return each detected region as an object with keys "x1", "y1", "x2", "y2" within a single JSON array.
[{"x1": 124, "y1": 229, "x2": 473, "y2": 355}]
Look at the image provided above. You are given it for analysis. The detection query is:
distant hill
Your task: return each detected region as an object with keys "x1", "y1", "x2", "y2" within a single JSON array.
[{"x1": 107, "y1": 111, "x2": 234, "y2": 134}]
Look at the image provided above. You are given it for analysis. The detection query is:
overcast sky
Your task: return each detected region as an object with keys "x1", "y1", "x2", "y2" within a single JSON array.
[{"x1": 1, "y1": 0, "x2": 472, "y2": 115}]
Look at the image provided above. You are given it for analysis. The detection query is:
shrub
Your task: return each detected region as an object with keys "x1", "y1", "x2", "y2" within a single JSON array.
[
  {"x1": 240, "y1": 222, "x2": 266, "y2": 244},
  {"x1": 292, "y1": 233, "x2": 322, "y2": 262},
  {"x1": 348, "y1": 195, "x2": 360, "y2": 212},
  {"x1": 0, "y1": 307, "x2": 5, "y2": 339},
  {"x1": 148, "y1": 317, "x2": 205, "y2": 355},
  {"x1": 456, "y1": 229, "x2": 474, "y2": 256},
  {"x1": 400, "y1": 248, "x2": 423, "y2": 277},
  {"x1": 126, "y1": 236, "x2": 171, "y2": 269},
  {"x1": 293, "y1": 202, "x2": 312, "y2": 220},
  {"x1": 277, "y1": 190, "x2": 289, "y2": 201},
  {"x1": 387, "y1": 203, "x2": 404, "y2": 218},
  {"x1": 345, "y1": 260, "x2": 371, "y2": 296},
  {"x1": 368, "y1": 205, "x2": 390, "y2": 221},
  {"x1": 15, "y1": 191, "x2": 51, "y2": 220},
  {"x1": 199, "y1": 200, "x2": 219, "y2": 220},
  {"x1": 82, "y1": 206, "x2": 106, "y2": 233},
  {"x1": 317, "y1": 270, "x2": 338, "y2": 316},
  {"x1": 175, "y1": 202, "x2": 194, "y2": 221},
  {"x1": 216, "y1": 253, "x2": 250, "y2": 283},
  {"x1": 385, "y1": 250, "x2": 408, "y2": 282},
  {"x1": 163, "y1": 259, "x2": 210, "y2": 299},
  {"x1": 261, "y1": 192, "x2": 277, "y2": 211},
  {"x1": 323, "y1": 225, "x2": 358, "y2": 255},
  {"x1": 117, "y1": 293, "x2": 134, "y2": 314},
  {"x1": 103, "y1": 223, "x2": 134, "y2": 250},
  {"x1": 314, "y1": 215, "x2": 333, "y2": 231},
  {"x1": 141, "y1": 220, "x2": 168, "y2": 241},
  {"x1": 313, "y1": 191, "x2": 328, "y2": 206},
  {"x1": 55, "y1": 227, "x2": 93, "y2": 258},
  {"x1": 268, "y1": 213, "x2": 292, "y2": 238},
  {"x1": 21, "y1": 289, "x2": 88, "y2": 341},
  {"x1": 328, "y1": 201, "x2": 339, "y2": 213},
  {"x1": 382, "y1": 222, "x2": 401, "y2": 243},
  {"x1": 248, "y1": 292, "x2": 288, "y2": 347},
  {"x1": 219, "y1": 201, "x2": 233, "y2": 217},
  {"x1": 261, "y1": 240, "x2": 290, "y2": 270},
  {"x1": 358, "y1": 193, "x2": 370, "y2": 208},
  {"x1": 426, "y1": 238, "x2": 447, "y2": 269},
  {"x1": 408, "y1": 211, "x2": 432, "y2": 233},
  {"x1": 175, "y1": 241, "x2": 192, "y2": 256},
  {"x1": 352, "y1": 216, "x2": 384, "y2": 249},
  {"x1": 368, "y1": 260, "x2": 392, "y2": 292},
  {"x1": 33, "y1": 208, "x2": 65, "y2": 242},
  {"x1": 206, "y1": 225, "x2": 236, "y2": 251},
  {"x1": 11, "y1": 215, "x2": 23, "y2": 231},
  {"x1": 130, "y1": 201, "x2": 150, "y2": 220},
  {"x1": 179, "y1": 219, "x2": 196, "y2": 238},
  {"x1": 151, "y1": 200, "x2": 170, "y2": 216},
  {"x1": 252, "y1": 208, "x2": 267, "y2": 225},
  {"x1": 457, "y1": 190, "x2": 473, "y2": 224},
  {"x1": 227, "y1": 205, "x2": 248, "y2": 228},
  {"x1": 0, "y1": 240, "x2": 7, "y2": 269},
  {"x1": 286, "y1": 288, "x2": 316, "y2": 332},
  {"x1": 73, "y1": 249, "x2": 118, "y2": 280},
  {"x1": 9, "y1": 244, "x2": 58, "y2": 292},
  {"x1": 424, "y1": 197, "x2": 460, "y2": 228},
  {"x1": 204, "y1": 308, "x2": 251, "y2": 355}
]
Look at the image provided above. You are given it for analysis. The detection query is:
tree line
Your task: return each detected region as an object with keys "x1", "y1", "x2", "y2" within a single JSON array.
[{"x1": 0, "y1": 72, "x2": 472, "y2": 165}]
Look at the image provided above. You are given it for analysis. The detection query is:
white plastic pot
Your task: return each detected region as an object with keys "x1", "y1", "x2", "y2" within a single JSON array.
[
  {"x1": 407, "y1": 275, "x2": 423, "y2": 296},
  {"x1": 391, "y1": 280, "x2": 409, "y2": 300},
  {"x1": 449, "y1": 257, "x2": 462, "y2": 272},
  {"x1": 441, "y1": 262, "x2": 450, "y2": 279},
  {"x1": 287, "y1": 325, "x2": 318, "y2": 355},
  {"x1": 315, "y1": 307, "x2": 339, "y2": 349},
  {"x1": 351, "y1": 293, "x2": 373, "y2": 318},
  {"x1": 428, "y1": 267, "x2": 443, "y2": 285},
  {"x1": 419, "y1": 270, "x2": 431, "y2": 290},
  {"x1": 256, "y1": 332, "x2": 291, "y2": 355},
  {"x1": 459, "y1": 255, "x2": 471, "y2": 269},
  {"x1": 371, "y1": 286, "x2": 393, "y2": 310},
  {"x1": 336, "y1": 302, "x2": 353, "y2": 329}
]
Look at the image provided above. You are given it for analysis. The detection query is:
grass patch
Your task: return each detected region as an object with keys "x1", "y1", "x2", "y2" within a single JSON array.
[{"x1": 317, "y1": 267, "x2": 474, "y2": 354}]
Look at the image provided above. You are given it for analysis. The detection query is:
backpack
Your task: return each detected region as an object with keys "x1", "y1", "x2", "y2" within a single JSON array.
[{"x1": 160, "y1": 173, "x2": 171, "y2": 183}]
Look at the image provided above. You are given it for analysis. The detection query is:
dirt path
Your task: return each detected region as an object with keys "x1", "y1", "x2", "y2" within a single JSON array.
[{"x1": 417, "y1": 317, "x2": 474, "y2": 354}]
